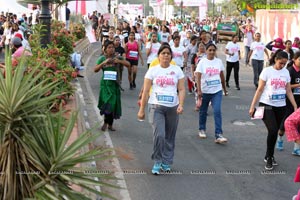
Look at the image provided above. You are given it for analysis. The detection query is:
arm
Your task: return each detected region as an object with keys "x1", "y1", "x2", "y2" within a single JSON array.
[
  {"x1": 220, "y1": 71, "x2": 228, "y2": 95},
  {"x1": 114, "y1": 57, "x2": 130, "y2": 68},
  {"x1": 291, "y1": 82, "x2": 300, "y2": 89},
  {"x1": 225, "y1": 48, "x2": 233, "y2": 56},
  {"x1": 264, "y1": 48, "x2": 270, "y2": 60},
  {"x1": 248, "y1": 49, "x2": 253, "y2": 62},
  {"x1": 265, "y1": 41, "x2": 273, "y2": 51},
  {"x1": 286, "y1": 82, "x2": 298, "y2": 111},
  {"x1": 195, "y1": 72, "x2": 202, "y2": 97},
  {"x1": 138, "y1": 43, "x2": 144, "y2": 66},
  {"x1": 94, "y1": 58, "x2": 107, "y2": 72},
  {"x1": 249, "y1": 79, "x2": 266, "y2": 116},
  {"x1": 137, "y1": 78, "x2": 152, "y2": 120},
  {"x1": 177, "y1": 78, "x2": 185, "y2": 114},
  {"x1": 146, "y1": 43, "x2": 152, "y2": 57}
]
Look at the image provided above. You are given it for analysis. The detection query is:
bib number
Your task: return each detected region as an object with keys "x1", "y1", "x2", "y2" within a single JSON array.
[
  {"x1": 103, "y1": 71, "x2": 117, "y2": 80},
  {"x1": 294, "y1": 87, "x2": 300, "y2": 95},
  {"x1": 206, "y1": 79, "x2": 220, "y2": 87},
  {"x1": 156, "y1": 92, "x2": 176, "y2": 104},
  {"x1": 129, "y1": 51, "x2": 138, "y2": 58},
  {"x1": 270, "y1": 94, "x2": 285, "y2": 101}
]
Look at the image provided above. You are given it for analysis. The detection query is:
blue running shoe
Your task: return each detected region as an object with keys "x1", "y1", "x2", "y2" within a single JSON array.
[
  {"x1": 151, "y1": 162, "x2": 161, "y2": 175},
  {"x1": 276, "y1": 139, "x2": 284, "y2": 151},
  {"x1": 292, "y1": 149, "x2": 300, "y2": 156},
  {"x1": 161, "y1": 163, "x2": 171, "y2": 172}
]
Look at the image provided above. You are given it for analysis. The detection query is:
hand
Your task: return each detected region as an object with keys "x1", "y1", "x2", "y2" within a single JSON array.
[
  {"x1": 141, "y1": 60, "x2": 144, "y2": 66},
  {"x1": 137, "y1": 110, "x2": 145, "y2": 121},
  {"x1": 249, "y1": 107, "x2": 255, "y2": 117},
  {"x1": 224, "y1": 90, "x2": 228, "y2": 96},
  {"x1": 177, "y1": 105, "x2": 184, "y2": 114}
]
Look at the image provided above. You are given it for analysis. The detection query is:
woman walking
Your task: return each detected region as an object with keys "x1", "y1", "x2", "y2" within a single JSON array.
[
  {"x1": 249, "y1": 50, "x2": 297, "y2": 171},
  {"x1": 137, "y1": 45, "x2": 185, "y2": 175},
  {"x1": 125, "y1": 32, "x2": 144, "y2": 90},
  {"x1": 195, "y1": 43, "x2": 228, "y2": 143},
  {"x1": 94, "y1": 41, "x2": 130, "y2": 131}
]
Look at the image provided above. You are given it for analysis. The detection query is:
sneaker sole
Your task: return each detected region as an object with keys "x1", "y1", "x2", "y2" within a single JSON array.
[
  {"x1": 199, "y1": 135, "x2": 207, "y2": 139},
  {"x1": 151, "y1": 171, "x2": 160, "y2": 175},
  {"x1": 263, "y1": 159, "x2": 278, "y2": 166},
  {"x1": 215, "y1": 140, "x2": 227, "y2": 144},
  {"x1": 264, "y1": 166, "x2": 273, "y2": 170},
  {"x1": 292, "y1": 152, "x2": 300, "y2": 156}
]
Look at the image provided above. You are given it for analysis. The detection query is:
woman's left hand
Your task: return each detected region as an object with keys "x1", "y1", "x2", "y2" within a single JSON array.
[{"x1": 177, "y1": 105, "x2": 184, "y2": 114}]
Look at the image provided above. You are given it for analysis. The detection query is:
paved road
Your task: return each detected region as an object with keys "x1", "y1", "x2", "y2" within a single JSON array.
[{"x1": 79, "y1": 41, "x2": 299, "y2": 200}]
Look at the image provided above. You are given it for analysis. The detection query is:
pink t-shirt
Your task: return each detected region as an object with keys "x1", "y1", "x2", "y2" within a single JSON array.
[
  {"x1": 12, "y1": 46, "x2": 32, "y2": 58},
  {"x1": 126, "y1": 41, "x2": 139, "y2": 60}
]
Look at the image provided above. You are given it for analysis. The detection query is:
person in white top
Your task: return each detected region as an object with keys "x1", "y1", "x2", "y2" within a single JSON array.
[
  {"x1": 225, "y1": 35, "x2": 241, "y2": 90},
  {"x1": 146, "y1": 32, "x2": 161, "y2": 68},
  {"x1": 138, "y1": 45, "x2": 185, "y2": 175},
  {"x1": 239, "y1": 18, "x2": 257, "y2": 66},
  {"x1": 249, "y1": 50, "x2": 297, "y2": 171},
  {"x1": 160, "y1": 25, "x2": 170, "y2": 43},
  {"x1": 171, "y1": 35, "x2": 187, "y2": 70},
  {"x1": 248, "y1": 32, "x2": 270, "y2": 89},
  {"x1": 195, "y1": 43, "x2": 228, "y2": 144}
]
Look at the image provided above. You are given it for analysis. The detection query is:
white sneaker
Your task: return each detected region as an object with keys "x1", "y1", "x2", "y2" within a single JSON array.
[
  {"x1": 198, "y1": 130, "x2": 207, "y2": 139},
  {"x1": 215, "y1": 135, "x2": 228, "y2": 144}
]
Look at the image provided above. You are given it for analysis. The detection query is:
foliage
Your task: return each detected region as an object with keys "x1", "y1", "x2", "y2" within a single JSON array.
[
  {"x1": 28, "y1": 22, "x2": 77, "y2": 111},
  {"x1": 70, "y1": 23, "x2": 86, "y2": 41},
  {"x1": 0, "y1": 51, "x2": 62, "y2": 199}
]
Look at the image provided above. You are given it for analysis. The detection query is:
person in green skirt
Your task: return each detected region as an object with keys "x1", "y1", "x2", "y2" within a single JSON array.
[{"x1": 94, "y1": 40, "x2": 130, "y2": 131}]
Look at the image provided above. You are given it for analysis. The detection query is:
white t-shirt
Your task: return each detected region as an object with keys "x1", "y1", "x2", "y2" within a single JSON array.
[
  {"x1": 146, "y1": 42, "x2": 161, "y2": 64},
  {"x1": 171, "y1": 45, "x2": 186, "y2": 68},
  {"x1": 196, "y1": 58, "x2": 224, "y2": 94},
  {"x1": 225, "y1": 41, "x2": 240, "y2": 62},
  {"x1": 250, "y1": 41, "x2": 266, "y2": 60},
  {"x1": 244, "y1": 31, "x2": 254, "y2": 47},
  {"x1": 160, "y1": 32, "x2": 170, "y2": 43},
  {"x1": 145, "y1": 65, "x2": 185, "y2": 107},
  {"x1": 259, "y1": 66, "x2": 291, "y2": 107}
]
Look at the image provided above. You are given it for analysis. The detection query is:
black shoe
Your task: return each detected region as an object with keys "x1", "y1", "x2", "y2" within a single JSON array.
[
  {"x1": 264, "y1": 157, "x2": 273, "y2": 170},
  {"x1": 236, "y1": 86, "x2": 240, "y2": 90},
  {"x1": 226, "y1": 82, "x2": 230, "y2": 88},
  {"x1": 132, "y1": 81, "x2": 136, "y2": 88},
  {"x1": 264, "y1": 157, "x2": 278, "y2": 166},
  {"x1": 129, "y1": 83, "x2": 133, "y2": 90}
]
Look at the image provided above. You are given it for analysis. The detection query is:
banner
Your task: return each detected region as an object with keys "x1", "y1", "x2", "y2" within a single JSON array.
[
  {"x1": 118, "y1": 3, "x2": 143, "y2": 17},
  {"x1": 174, "y1": 0, "x2": 207, "y2": 7}
]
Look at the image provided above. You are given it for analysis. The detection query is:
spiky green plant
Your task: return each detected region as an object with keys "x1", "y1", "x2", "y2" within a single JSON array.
[{"x1": 0, "y1": 52, "x2": 119, "y2": 199}]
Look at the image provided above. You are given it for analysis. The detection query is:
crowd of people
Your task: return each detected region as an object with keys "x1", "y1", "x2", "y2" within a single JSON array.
[{"x1": 92, "y1": 13, "x2": 300, "y2": 175}]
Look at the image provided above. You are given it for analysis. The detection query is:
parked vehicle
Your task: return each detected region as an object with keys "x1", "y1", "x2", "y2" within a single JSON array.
[{"x1": 216, "y1": 21, "x2": 243, "y2": 43}]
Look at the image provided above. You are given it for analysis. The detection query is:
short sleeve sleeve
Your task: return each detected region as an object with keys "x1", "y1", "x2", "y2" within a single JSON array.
[
  {"x1": 145, "y1": 68, "x2": 154, "y2": 80},
  {"x1": 96, "y1": 56, "x2": 105, "y2": 65},
  {"x1": 259, "y1": 68, "x2": 268, "y2": 81}
]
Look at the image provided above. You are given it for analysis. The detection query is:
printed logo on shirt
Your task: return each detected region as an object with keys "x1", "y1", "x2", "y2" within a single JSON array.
[
  {"x1": 173, "y1": 52, "x2": 182, "y2": 58},
  {"x1": 206, "y1": 67, "x2": 220, "y2": 76},
  {"x1": 255, "y1": 45, "x2": 264, "y2": 51},
  {"x1": 155, "y1": 76, "x2": 175, "y2": 87},
  {"x1": 271, "y1": 78, "x2": 286, "y2": 89}
]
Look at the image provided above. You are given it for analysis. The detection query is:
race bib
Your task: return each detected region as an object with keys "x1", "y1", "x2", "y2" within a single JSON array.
[
  {"x1": 294, "y1": 87, "x2": 300, "y2": 95},
  {"x1": 103, "y1": 71, "x2": 117, "y2": 80},
  {"x1": 270, "y1": 91, "x2": 285, "y2": 101},
  {"x1": 102, "y1": 32, "x2": 108, "y2": 36},
  {"x1": 156, "y1": 92, "x2": 176, "y2": 104},
  {"x1": 206, "y1": 79, "x2": 221, "y2": 87},
  {"x1": 129, "y1": 51, "x2": 138, "y2": 58},
  {"x1": 123, "y1": 32, "x2": 128, "y2": 37}
]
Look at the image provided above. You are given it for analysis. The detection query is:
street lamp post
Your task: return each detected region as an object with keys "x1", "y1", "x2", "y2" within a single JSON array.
[
  {"x1": 39, "y1": 0, "x2": 52, "y2": 48},
  {"x1": 180, "y1": 0, "x2": 183, "y2": 21}
]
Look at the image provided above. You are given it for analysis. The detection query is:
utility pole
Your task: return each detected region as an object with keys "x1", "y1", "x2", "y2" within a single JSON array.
[
  {"x1": 212, "y1": 0, "x2": 215, "y2": 20},
  {"x1": 40, "y1": 0, "x2": 51, "y2": 48},
  {"x1": 180, "y1": 0, "x2": 183, "y2": 21}
]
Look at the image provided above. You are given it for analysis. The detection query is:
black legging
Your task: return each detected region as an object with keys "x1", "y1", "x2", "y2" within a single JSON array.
[
  {"x1": 226, "y1": 61, "x2": 240, "y2": 87},
  {"x1": 259, "y1": 103, "x2": 286, "y2": 158},
  {"x1": 104, "y1": 113, "x2": 114, "y2": 126}
]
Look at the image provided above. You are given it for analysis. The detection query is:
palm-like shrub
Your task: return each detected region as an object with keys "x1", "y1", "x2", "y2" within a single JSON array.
[{"x1": 0, "y1": 53, "x2": 118, "y2": 199}]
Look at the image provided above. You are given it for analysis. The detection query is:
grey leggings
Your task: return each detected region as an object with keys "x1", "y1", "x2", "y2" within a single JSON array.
[{"x1": 148, "y1": 104, "x2": 179, "y2": 165}]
